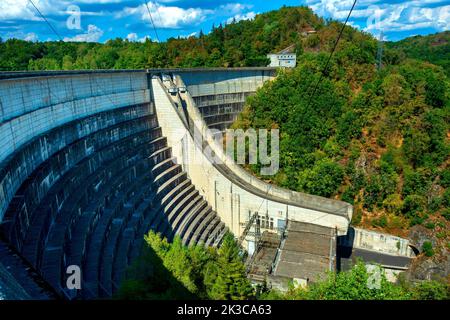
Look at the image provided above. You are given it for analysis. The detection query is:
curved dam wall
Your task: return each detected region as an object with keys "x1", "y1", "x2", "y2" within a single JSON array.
[
  {"x1": 151, "y1": 73, "x2": 352, "y2": 241},
  {"x1": 0, "y1": 70, "x2": 228, "y2": 299},
  {"x1": 0, "y1": 68, "x2": 352, "y2": 299},
  {"x1": 170, "y1": 68, "x2": 276, "y2": 131}
]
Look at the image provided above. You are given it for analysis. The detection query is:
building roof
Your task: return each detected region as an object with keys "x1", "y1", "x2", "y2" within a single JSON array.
[
  {"x1": 247, "y1": 221, "x2": 336, "y2": 284},
  {"x1": 273, "y1": 221, "x2": 336, "y2": 282}
]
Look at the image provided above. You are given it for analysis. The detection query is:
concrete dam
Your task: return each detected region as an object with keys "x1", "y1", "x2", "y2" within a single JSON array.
[{"x1": 0, "y1": 68, "x2": 410, "y2": 299}]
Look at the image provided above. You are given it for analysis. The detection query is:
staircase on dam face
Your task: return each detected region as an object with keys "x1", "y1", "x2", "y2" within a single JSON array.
[{"x1": 0, "y1": 72, "x2": 228, "y2": 300}]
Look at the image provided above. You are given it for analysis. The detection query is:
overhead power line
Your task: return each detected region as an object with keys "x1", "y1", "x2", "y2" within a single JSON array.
[
  {"x1": 304, "y1": 0, "x2": 358, "y2": 109},
  {"x1": 142, "y1": 1, "x2": 161, "y2": 43},
  {"x1": 28, "y1": 0, "x2": 64, "y2": 41}
]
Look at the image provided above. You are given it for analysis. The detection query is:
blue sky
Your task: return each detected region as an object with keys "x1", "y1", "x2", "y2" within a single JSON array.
[{"x1": 0, "y1": 1, "x2": 449, "y2": 43}]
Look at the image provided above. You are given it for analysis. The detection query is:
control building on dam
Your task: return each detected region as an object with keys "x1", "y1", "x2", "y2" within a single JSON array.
[{"x1": 0, "y1": 68, "x2": 414, "y2": 299}]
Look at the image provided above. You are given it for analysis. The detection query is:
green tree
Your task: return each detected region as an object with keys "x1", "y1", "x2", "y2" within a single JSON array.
[
  {"x1": 412, "y1": 281, "x2": 449, "y2": 300},
  {"x1": 297, "y1": 159, "x2": 344, "y2": 197},
  {"x1": 285, "y1": 262, "x2": 410, "y2": 300},
  {"x1": 208, "y1": 233, "x2": 254, "y2": 300}
]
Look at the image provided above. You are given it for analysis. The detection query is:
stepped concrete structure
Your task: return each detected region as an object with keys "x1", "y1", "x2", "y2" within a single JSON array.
[{"x1": 0, "y1": 68, "x2": 410, "y2": 299}]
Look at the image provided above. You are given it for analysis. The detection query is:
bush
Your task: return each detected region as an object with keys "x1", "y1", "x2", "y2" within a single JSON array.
[
  {"x1": 422, "y1": 241, "x2": 434, "y2": 257},
  {"x1": 442, "y1": 208, "x2": 450, "y2": 221},
  {"x1": 440, "y1": 169, "x2": 450, "y2": 188},
  {"x1": 364, "y1": 173, "x2": 398, "y2": 210},
  {"x1": 402, "y1": 195, "x2": 426, "y2": 218},
  {"x1": 427, "y1": 196, "x2": 442, "y2": 213},
  {"x1": 371, "y1": 216, "x2": 388, "y2": 228},
  {"x1": 442, "y1": 189, "x2": 450, "y2": 208},
  {"x1": 424, "y1": 222, "x2": 435, "y2": 230},
  {"x1": 341, "y1": 187, "x2": 357, "y2": 205},
  {"x1": 413, "y1": 281, "x2": 449, "y2": 300},
  {"x1": 297, "y1": 159, "x2": 344, "y2": 197},
  {"x1": 336, "y1": 111, "x2": 362, "y2": 147},
  {"x1": 383, "y1": 194, "x2": 403, "y2": 214},
  {"x1": 402, "y1": 127, "x2": 430, "y2": 168},
  {"x1": 403, "y1": 169, "x2": 430, "y2": 197},
  {"x1": 351, "y1": 207, "x2": 363, "y2": 225}
]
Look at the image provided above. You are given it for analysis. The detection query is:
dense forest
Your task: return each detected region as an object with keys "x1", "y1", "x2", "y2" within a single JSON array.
[
  {"x1": 118, "y1": 231, "x2": 449, "y2": 300},
  {"x1": 117, "y1": 232, "x2": 254, "y2": 300},
  {"x1": 235, "y1": 45, "x2": 449, "y2": 234},
  {"x1": 386, "y1": 31, "x2": 450, "y2": 76},
  {"x1": 0, "y1": 6, "x2": 324, "y2": 71},
  {"x1": 220, "y1": 10, "x2": 450, "y2": 254}
]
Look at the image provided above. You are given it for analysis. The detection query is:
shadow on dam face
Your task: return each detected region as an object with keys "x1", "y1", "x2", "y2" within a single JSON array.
[
  {"x1": 0, "y1": 107, "x2": 216, "y2": 299},
  {"x1": 116, "y1": 242, "x2": 198, "y2": 300},
  {"x1": 0, "y1": 70, "x2": 232, "y2": 299}
]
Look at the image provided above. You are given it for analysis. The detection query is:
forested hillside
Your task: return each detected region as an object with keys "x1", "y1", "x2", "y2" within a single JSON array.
[
  {"x1": 0, "y1": 6, "x2": 324, "y2": 71},
  {"x1": 386, "y1": 31, "x2": 450, "y2": 76},
  {"x1": 230, "y1": 13, "x2": 449, "y2": 248}
]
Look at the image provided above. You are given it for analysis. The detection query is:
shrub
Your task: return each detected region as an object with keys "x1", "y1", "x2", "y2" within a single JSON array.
[
  {"x1": 422, "y1": 241, "x2": 434, "y2": 257},
  {"x1": 364, "y1": 173, "x2": 398, "y2": 210},
  {"x1": 336, "y1": 111, "x2": 362, "y2": 147},
  {"x1": 351, "y1": 207, "x2": 363, "y2": 225},
  {"x1": 442, "y1": 208, "x2": 450, "y2": 221},
  {"x1": 403, "y1": 169, "x2": 430, "y2": 197},
  {"x1": 436, "y1": 231, "x2": 447, "y2": 239},
  {"x1": 427, "y1": 196, "x2": 442, "y2": 213},
  {"x1": 424, "y1": 222, "x2": 435, "y2": 230},
  {"x1": 371, "y1": 216, "x2": 388, "y2": 228},
  {"x1": 383, "y1": 194, "x2": 403, "y2": 214},
  {"x1": 440, "y1": 169, "x2": 450, "y2": 188},
  {"x1": 413, "y1": 281, "x2": 449, "y2": 300},
  {"x1": 297, "y1": 159, "x2": 344, "y2": 197},
  {"x1": 402, "y1": 195, "x2": 426, "y2": 218},
  {"x1": 341, "y1": 187, "x2": 356, "y2": 205},
  {"x1": 442, "y1": 189, "x2": 450, "y2": 208}
]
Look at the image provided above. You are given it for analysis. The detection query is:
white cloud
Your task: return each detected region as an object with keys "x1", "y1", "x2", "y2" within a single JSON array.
[
  {"x1": 24, "y1": 32, "x2": 39, "y2": 41},
  {"x1": 226, "y1": 11, "x2": 256, "y2": 24},
  {"x1": 220, "y1": 3, "x2": 253, "y2": 15},
  {"x1": 117, "y1": 1, "x2": 212, "y2": 29},
  {"x1": 306, "y1": 0, "x2": 450, "y2": 35},
  {"x1": 0, "y1": 0, "x2": 111, "y2": 22},
  {"x1": 0, "y1": 0, "x2": 43, "y2": 21},
  {"x1": 179, "y1": 31, "x2": 198, "y2": 39},
  {"x1": 126, "y1": 32, "x2": 138, "y2": 41},
  {"x1": 4, "y1": 30, "x2": 39, "y2": 41},
  {"x1": 126, "y1": 32, "x2": 152, "y2": 42},
  {"x1": 63, "y1": 24, "x2": 104, "y2": 42}
]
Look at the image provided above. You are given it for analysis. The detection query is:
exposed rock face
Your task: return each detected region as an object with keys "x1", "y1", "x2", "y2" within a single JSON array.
[
  {"x1": 408, "y1": 225, "x2": 437, "y2": 250},
  {"x1": 406, "y1": 254, "x2": 449, "y2": 281},
  {"x1": 406, "y1": 225, "x2": 450, "y2": 282}
]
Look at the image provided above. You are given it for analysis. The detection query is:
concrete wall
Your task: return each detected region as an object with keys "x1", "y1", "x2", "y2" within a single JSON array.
[
  {"x1": 173, "y1": 69, "x2": 276, "y2": 131},
  {"x1": 0, "y1": 72, "x2": 150, "y2": 222},
  {"x1": 340, "y1": 227, "x2": 415, "y2": 258},
  {"x1": 0, "y1": 71, "x2": 164, "y2": 298},
  {"x1": 151, "y1": 76, "x2": 352, "y2": 239},
  {"x1": 1, "y1": 68, "x2": 279, "y2": 298},
  {"x1": 0, "y1": 68, "x2": 353, "y2": 299}
]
